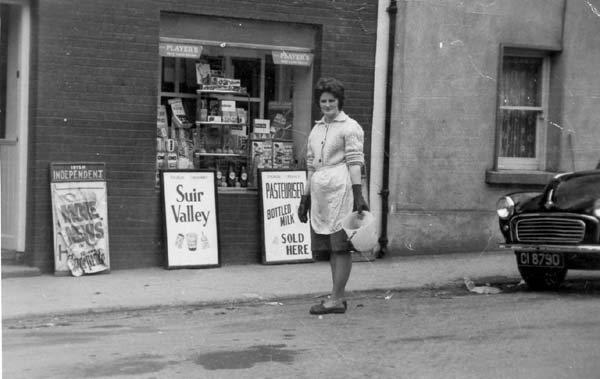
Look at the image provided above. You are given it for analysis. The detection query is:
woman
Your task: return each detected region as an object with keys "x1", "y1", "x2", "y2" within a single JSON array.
[{"x1": 298, "y1": 77, "x2": 369, "y2": 315}]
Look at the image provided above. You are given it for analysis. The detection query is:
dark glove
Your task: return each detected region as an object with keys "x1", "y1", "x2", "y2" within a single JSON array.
[
  {"x1": 352, "y1": 184, "x2": 369, "y2": 214},
  {"x1": 298, "y1": 195, "x2": 311, "y2": 223}
]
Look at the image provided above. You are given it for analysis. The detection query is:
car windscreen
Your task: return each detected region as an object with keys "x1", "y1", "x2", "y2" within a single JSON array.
[{"x1": 553, "y1": 175, "x2": 600, "y2": 208}]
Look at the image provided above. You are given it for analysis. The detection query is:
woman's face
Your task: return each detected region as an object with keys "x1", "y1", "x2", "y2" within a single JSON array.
[{"x1": 319, "y1": 92, "x2": 340, "y2": 120}]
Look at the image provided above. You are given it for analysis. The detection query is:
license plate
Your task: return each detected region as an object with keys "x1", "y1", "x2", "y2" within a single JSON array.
[{"x1": 517, "y1": 251, "x2": 565, "y2": 268}]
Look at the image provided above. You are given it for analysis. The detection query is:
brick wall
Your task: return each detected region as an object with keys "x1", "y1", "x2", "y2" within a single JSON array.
[{"x1": 26, "y1": 0, "x2": 378, "y2": 271}]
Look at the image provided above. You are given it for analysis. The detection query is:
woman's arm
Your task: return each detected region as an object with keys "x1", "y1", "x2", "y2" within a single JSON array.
[
  {"x1": 348, "y1": 164, "x2": 362, "y2": 185},
  {"x1": 305, "y1": 170, "x2": 313, "y2": 195}
]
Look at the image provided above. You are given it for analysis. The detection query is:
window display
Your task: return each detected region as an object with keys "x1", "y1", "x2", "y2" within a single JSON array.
[{"x1": 157, "y1": 42, "x2": 314, "y2": 190}]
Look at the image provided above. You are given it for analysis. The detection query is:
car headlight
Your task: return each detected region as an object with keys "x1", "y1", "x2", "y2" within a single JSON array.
[
  {"x1": 496, "y1": 196, "x2": 515, "y2": 220},
  {"x1": 594, "y1": 199, "x2": 600, "y2": 219}
]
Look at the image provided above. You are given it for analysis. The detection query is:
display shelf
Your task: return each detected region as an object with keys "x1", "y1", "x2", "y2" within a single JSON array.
[
  {"x1": 197, "y1": 153, "x2": 246, "y2": 157},
  {"x1": 197, "y1": 89, "x2": 249, "y2": 96},
  {"x1": 195, "y1": 87, "x2": 252, "y2": 187},
  {"x1": 195, "y1": 121, "x2": 246, "y2": 126}
]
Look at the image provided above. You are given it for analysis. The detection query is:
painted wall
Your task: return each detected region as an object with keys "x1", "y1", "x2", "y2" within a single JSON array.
[
  {"x1": 557, "y1": 0, "x2": 600, "y2": 172},
  {"x1": 385, "y1": 0, "x2": 600, "y2": 255},
  {"x1": 26, "y1": 0, "x2": 378, "y2": 271}
]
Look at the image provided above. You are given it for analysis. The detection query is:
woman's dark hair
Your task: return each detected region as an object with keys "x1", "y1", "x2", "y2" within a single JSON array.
[{"x1": 314, "y1": 77, "x2": 345, "y2": 110}]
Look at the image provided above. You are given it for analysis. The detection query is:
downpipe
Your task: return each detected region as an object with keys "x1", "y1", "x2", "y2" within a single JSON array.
[{"x1": 378, "y1": 0, "x2": 397, "y2": 258}]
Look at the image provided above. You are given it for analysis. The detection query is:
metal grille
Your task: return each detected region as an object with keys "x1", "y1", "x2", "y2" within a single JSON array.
[{"x1": 515, "y1": 217, "x2": 585, "y2": 243}]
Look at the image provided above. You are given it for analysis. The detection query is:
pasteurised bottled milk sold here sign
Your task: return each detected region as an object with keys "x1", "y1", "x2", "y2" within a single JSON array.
[
  {"x1": 259, "y1": 169, "x2": 313, "y2": 264},
  {"x1": 50, "y1": 162, "x2": 110, "y2": 276},
  {"x1": 160, "y1": 170, "x2": 220, "y2": 268}
]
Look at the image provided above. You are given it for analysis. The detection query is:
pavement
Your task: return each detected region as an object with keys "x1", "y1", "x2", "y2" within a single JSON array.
[{"x1": 1, "y1": 250, "x2": 530, "y2": 321}]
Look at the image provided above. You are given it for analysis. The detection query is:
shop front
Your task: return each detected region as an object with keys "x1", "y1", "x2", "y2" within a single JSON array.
[
  {"x1": 22, "y1": 1, "x2": 379, "y2": 271},
  {"x1": 157, "y1": 14, "x2": 318, "y2": 264}
]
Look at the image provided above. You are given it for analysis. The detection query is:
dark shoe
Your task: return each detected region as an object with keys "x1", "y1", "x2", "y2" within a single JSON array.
[{"x1": 309, "y1": 301, "x2": 346, "y2": 315}]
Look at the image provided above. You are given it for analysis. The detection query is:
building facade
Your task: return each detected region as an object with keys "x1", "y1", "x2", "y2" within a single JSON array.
[
  {"x1": 1, "y1": 0, "x2": 379, "y2": 271},
  {"x1": 381, "y1": 0, "x2": 600, "y2": 255},
  {"x1": 2, "y1": 0, "x2": 599, "y2": 272}
]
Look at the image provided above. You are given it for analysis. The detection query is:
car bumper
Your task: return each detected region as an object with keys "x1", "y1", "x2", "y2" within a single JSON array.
[{"x1": 499, "y1": 244, "x2": 600, "y2": 254}]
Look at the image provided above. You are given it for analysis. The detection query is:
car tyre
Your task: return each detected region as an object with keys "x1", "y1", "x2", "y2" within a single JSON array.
[{"x1": 517, "y1": 264, "x2": 567, "y2": 290}]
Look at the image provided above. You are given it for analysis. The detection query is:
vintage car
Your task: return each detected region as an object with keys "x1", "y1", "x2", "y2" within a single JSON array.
[{"x1": 496, "y1": 168, "x2": 600, "y2": 289}]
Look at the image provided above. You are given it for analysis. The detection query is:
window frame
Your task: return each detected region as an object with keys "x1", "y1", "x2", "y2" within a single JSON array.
[{"x1": 494, "y1": 47, "x2": 551, "y2": 171}]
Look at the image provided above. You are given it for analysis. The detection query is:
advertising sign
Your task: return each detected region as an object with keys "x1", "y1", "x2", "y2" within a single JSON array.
[
  {"x1": 159, "y1": 42, "x2": 202, "y2": 59},
  {"x1": 50, "y1": 163, "x2": 110, "y2": 276},
  {"x1": 161, "y1": 170, "x2": 220, "y2": 268},
  {"x1": 259, "y1": 169, "x2": 312, "y2": 264},
  {"x1": 271, "y1": 50, "x2": 313, "y2": 66}
]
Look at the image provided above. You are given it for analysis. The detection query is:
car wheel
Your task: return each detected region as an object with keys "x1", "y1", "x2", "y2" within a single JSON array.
[{"x1": 517, "y1": 265, "x2": 568, "y2": 290}]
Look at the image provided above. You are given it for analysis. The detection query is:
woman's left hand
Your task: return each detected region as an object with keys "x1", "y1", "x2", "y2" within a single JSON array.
[{"x1": 352, "y1": 184, "x2": 369, "y2": 213}]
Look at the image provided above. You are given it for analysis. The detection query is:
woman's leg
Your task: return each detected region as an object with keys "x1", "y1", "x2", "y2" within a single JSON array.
[{"x1": 327, "y1": 251, "x2": 352, "y2": 305}]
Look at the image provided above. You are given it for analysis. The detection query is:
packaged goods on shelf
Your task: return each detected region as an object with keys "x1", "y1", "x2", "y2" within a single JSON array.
[
  {"x1": 167, "y1": 152, "x2": 178, "y2": 169},
  {"x1": 198, "y1": 108, "x2": 208, "y2": 121},
  {"x1": 253, "y1": 119, "x2": 271, "y2": 139},
  {"x1": 156, "y1": 152, "x2": 166, "y2": 169},
  {"x1": 210, "y1": 77, "x2": 241, "y2": 87},
  {"x1": 157, "y1": 105, "x2": 168, "y2": 131},
  {"x1": 157, "y1": 106, "x2": 168, "y2": 154},
  {"x1": 230, "y1": 125, "x2": 248, "y2": 154},
  {"x1": 236, "y1": 108, "x2": 247, "y2": 124},
  {"x1": 220, "y1": 100, "x2": 237, "y2": 123},
  {"x1": 168, "y1": 98, "x2": 192, "y2": 128},
  {"x1": 165, "y1": 138, "x2": 176, "y2": 152},
  {"x1": 156, "y1": 137, "x2": 165, "y2": 152},
  {"x1": 250, "y1": 139, "x2": 272, "y2": 187},
  {"x1": 272, "y1": 141, "x2": 294, "y2": 168},
  {"x1": 230, "y1": 125, "x2": 247, "y2": 136},
  {"x1": 195, "y1": 63, "x2": 211, "y2": 85},
  {"x1": 268, "y1": 102, "x2": 293, "y2": 140},
  {"x1": 176, "y1": 128, "x2": 189, "y2": 140},
  {"x1": 196, "y1": 99, "x2": 208, "y2": 121},
  {"x1": 200, "y1": 75, "x2": 243, "y2": 92},
  {"x1": 208, "y1": 100, "x2": 220, "y2": 116},
  {"x1": 250, "y1": 139, "x2": 273, "y2": 169}
]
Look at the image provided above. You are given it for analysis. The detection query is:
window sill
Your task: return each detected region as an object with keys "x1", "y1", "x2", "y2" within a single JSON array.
[{"x1": 485, "y1": 170, "x2": 557, "y2": 186}]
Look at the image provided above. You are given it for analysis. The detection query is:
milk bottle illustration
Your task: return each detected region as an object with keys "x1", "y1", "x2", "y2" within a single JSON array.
[{"x1": 200, "y1": 231, "x2": 209, "y2": 249}]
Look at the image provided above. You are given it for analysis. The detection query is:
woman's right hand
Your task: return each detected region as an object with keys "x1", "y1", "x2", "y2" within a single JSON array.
[{"x1": 298, "y1": 195, "x2": 311, "y2": 223}]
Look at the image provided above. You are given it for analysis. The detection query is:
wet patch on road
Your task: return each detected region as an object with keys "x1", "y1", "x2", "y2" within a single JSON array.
[
  {"x1": 74, "y1": 353, "x2": 171, "y2": 378},
  {"x1": 3, "y1": 324, "x2": 159, "y2": 349},
  {"x1": 193, "y1": 344, "x2": 301, "y2": 370}
]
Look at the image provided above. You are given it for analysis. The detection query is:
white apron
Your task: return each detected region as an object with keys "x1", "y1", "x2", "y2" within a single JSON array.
[{"x1": 310, "y1": 162, "x2": 353, "y2": 234}]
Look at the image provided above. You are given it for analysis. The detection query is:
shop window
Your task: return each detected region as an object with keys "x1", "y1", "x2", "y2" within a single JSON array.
[
  {"x1": 496, "y1": 49, "x2": 550, "y2": 171},
  {"x1": 157, "y1": 41, "x2": 314, "y2": 189}
]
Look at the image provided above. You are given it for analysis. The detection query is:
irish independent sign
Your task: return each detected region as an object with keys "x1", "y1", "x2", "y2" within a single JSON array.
[{"x1": 50, "y1": 162, "x2": 110, "y2": 276}]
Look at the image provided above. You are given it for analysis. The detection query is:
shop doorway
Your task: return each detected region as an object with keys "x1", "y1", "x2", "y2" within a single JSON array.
[{"x1": 1, "y1": 0, "x2": 30, "y2": 255}]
